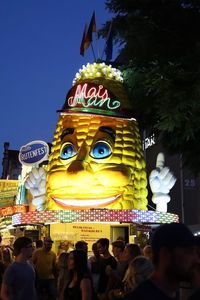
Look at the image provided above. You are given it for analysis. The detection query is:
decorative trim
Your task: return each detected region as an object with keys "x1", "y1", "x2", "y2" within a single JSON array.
[{"x1": 12, "y1": 209, "x2": 179, "y2": 225}]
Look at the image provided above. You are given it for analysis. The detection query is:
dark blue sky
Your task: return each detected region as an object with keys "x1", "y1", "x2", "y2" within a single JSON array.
[{"x1": 0, "y1": 0, "x2": 116, "y2": 174}]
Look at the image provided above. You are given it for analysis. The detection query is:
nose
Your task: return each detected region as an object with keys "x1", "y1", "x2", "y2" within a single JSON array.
[
  {"x1": 76, "y1": 142, "x2": 88, "y2": 161},
  {"x1": 67, "y1": 160, "x2": 86, "y2": 173},
  {"x1": 67, "y1": 143, "x2": 92, "y2": 174}
]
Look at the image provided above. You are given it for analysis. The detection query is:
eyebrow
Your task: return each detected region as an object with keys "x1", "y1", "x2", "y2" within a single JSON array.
[
  {"x1": 60, "y1": 128, "x2": 74, "y2": 140},
  {"x1": 99, "y1": 126, "x2": 116, "y2": 141}
]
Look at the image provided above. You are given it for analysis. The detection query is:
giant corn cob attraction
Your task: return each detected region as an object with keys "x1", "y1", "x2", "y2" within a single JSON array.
[
  {"x1": 15, "y1": 62, "x2": 178, "y2": 227},
  {"x1": 46, "y1": 62, "x2": 148, "y2": 211}
]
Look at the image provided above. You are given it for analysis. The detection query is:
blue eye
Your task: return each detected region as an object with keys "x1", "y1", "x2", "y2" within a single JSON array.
[
  {"x1": 90, "y1": 141, "x2": 112, "y2": 159},
  {"x1": 60, "y1": 143, "x2": 77, "y2": 160}
]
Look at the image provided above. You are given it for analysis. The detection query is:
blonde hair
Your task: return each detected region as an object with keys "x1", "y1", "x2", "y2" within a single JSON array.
[{"x1": 123, "y1": 255, "x2": 154, "y2": 292}]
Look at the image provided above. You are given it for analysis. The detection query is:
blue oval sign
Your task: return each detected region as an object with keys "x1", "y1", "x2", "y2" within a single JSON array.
[{"x1": 19, "y1": 140, "x2": 49, "y2": 166}]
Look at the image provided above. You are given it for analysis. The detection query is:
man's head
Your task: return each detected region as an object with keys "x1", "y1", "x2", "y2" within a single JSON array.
[
  {"x1": 36, "y1": 239, "x2": 43, "y2": 249},
  {"x1": 143, "y1": 245, "x2": 153, "y2": 260},
  {"x1": 122, "y1": 243, "x2": 142, "y2": 263},
  {"x1": 44, "y1": 237, "x2": 54, "y2": 251},
  {"x1": 97, "y1": 238, "x2": 109, "y2": 255},
  {"x1": 151, "y1": 223, "x2": 197, "y2": 281},
  {"x1": 112, "y1": 240, "x2": 125, "y2": 260},
  {"x1": 13, "y1": 237, "x2": 33, "y2": 258},
  {"x1": 92, "y1": 242, "x2": 100, "y2": 257},
  {"x1": 75, "y1": 240, "x2": 88, "y2": 254}
]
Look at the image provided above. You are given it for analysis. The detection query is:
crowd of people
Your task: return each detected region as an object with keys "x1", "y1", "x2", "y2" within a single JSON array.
[{"x1": 0, "y1": 222, "x2": 200, "y2": 300}]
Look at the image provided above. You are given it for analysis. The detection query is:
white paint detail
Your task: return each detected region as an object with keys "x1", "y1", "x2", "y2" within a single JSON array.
[{"x1": 53, "y1": 194, "x2": 120, "y2": 207}]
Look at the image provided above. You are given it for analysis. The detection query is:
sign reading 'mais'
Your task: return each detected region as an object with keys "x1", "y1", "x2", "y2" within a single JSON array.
[{"x1": 19, "y1": 141, "x2": 49, "y2": 166}]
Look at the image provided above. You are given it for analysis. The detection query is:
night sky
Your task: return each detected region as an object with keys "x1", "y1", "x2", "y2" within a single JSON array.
[{"x1": 0, "y1": 0, "x2": 116, "y2": 175}]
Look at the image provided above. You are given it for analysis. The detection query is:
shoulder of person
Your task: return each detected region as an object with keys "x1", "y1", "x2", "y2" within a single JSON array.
[
  {"x1": 125, "y1": 279, "x2": 160, "y2": 299},
  {"x1": 110, "y1": 255, "x2": 117, "y2": 266},
  {"x1": 88, "y1": 256, "x2": 95, "y2": 263},
  {"x1": 80, "y1": 277, "x2": 92, "y2": 286},
  {"x1": 33, "y1": 248, "x2": 42, "y2": 255},
  {"x1": 2, "y1": 262, "x2": 17, "y2": 281},
  {"x1": 2, "y1": 263, "x2": 13, "y2": 274}
]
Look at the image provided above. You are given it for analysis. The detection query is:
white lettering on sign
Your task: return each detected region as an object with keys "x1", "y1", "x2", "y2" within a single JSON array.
[
  {"x1": 143, "y1": 134, "x2": 155, "y2": 150},
  {"x1": 19, "y1": 140, "x2": 49, "y2": 166},
  {"x1": 20, "y1": 146, "x2": 46, "y2": 160},
  {"x1": 68, "y1": 83, "x2": 120, "y2": 110}
]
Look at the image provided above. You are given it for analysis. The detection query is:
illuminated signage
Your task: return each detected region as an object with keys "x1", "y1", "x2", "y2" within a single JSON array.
[
  {"x1": 0, "y1": 180, "x2": 19, "y2": 207},
  {"x1": 19, "y1": 141, "x2": 49, "y2": 166},
  {"x1": 60, "y1": 82, "x2": 132, "y2": 118},
  {"x1": 0, "y1": 205, "x2": 28, "y2": 217},
  {"x1": 68, "y1": 83, "x2": 120, "y2": 110},
  {"x1": 143, "y1": 134, "x2": 155, "y2": 150},
  {"x1": 184, "y1": 178, "x2": 196, "y2": 189},
  {"x1": 12, "y1": 209, "x2": 179, "y2": 226}
]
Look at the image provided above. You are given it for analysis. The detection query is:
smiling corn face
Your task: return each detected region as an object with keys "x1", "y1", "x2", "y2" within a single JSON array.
[{"x1": 46, "y1": 63, "x2": 148, "y2": 210}]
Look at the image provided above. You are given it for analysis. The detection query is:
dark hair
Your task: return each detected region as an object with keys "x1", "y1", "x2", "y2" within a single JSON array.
[
  {"x1": 92, "y1": 242, "x2": 97, "y2": 251},
  {"x1": 68, "y1": 250, "x2": 90, "y2": 283},
  {"x1": 58, "y1": 252, "x2": 69, "y2": 269},
  {"x1": 97, "y1": 238, "x2": 109, "y2": 249},
  {"x1": 36, "y1": 240, "x2": 43, "y2": 248},
  {"x1": 112, "y1": 240, "x2": 125, "y2": 251},
  {"x1": 13, "y1": 237, "x2": 32, "y2": 256},
  {"x1": 126, "y1": 243, "x2": 142, "y2": 258},
  {"x1": 75, "y1": 240, "x2": 88, "y2": 250}
]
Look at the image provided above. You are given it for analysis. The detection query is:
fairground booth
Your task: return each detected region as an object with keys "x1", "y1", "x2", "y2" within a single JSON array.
[{"x1": 0, "y1": 63, "x2": 178, "y2": 253}]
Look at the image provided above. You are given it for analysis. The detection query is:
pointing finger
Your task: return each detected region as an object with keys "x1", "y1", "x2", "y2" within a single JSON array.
[{"x1": 156, "y1": 152, "x2": 165, "y2": 170}]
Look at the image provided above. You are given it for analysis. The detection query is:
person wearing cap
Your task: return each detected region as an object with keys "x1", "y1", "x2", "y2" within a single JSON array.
[
  {"x1": 32, "y1": 236, "x2": 57, "y2": 300},
  {"x1": 124, "y1": 223, "x2": 198, "y2": 300},
  {"x1": 1, "y1": 236, "x2": 37, "y2": 300}
]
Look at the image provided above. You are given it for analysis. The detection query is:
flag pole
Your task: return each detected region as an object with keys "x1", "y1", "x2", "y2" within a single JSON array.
[
  {"x1": 96, "y1": 31, "x2": 100, "y2": 61},
  {"x1": 101, "y1": 39, "x2": 106, "y2": 61},
  {"x1": 91, "y1": 42, "x2": 97, "y2": 62}
]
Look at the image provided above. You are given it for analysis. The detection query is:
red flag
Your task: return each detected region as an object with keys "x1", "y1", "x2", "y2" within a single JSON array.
[{"x1": 80, "y1": 12, "x2": 96, "y2": 56}]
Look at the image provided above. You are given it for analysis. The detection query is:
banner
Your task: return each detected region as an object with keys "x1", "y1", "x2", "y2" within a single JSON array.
[
  {"x1": 0, "y1": 204, "x2": 29, "y2": 217},
  {"x1": 0, "y1": 180, "x2": 19, "y2": 207}
]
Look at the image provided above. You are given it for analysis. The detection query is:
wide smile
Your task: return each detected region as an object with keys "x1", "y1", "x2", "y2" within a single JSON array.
[{"x1": 52, "y1": 194, "x2": 121, "y2": 208}]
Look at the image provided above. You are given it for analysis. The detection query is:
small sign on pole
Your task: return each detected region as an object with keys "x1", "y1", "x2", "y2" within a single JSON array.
[{"x1": 19, "y1": 140, "x2": 49, "y2": 166}]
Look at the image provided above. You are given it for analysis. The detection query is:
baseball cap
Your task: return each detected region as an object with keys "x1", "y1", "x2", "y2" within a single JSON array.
[
  {"x1": 44, "y1": 237, "x2": 54, "y2": 243},
  {"x1": 151, "y1": 223, "x2": 195, "y2": 252}
]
